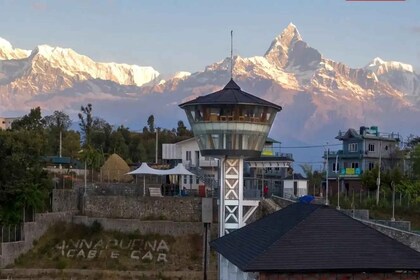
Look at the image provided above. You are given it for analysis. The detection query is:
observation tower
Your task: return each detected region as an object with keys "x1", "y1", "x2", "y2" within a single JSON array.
[
  {"x1": 180, "y1": 79, "x2": 281, "y2": 222},
  {"x1": 180, "y1": 79, "x2": 281, "y2": 278}
]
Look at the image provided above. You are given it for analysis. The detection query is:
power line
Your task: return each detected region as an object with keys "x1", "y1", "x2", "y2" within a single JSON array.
[{"x1": 281, "y1": 144, "x2": 341, "y2": 149}]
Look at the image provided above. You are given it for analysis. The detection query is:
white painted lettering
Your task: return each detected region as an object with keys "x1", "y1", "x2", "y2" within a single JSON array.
[
  {"x1": 93, "y1": 239, "x2": 104, "y2": 249},
  {"x1": 157, "y1": 253, "x2": 167, "y2": 262},
  {"x1": 131, "y1": 239, "x2": 142, "y2": 250},
  {"x1": 145, "y1": 240, "x2": 157, "y2": 251},
  {"x1": 130, "y1": 250, "x2": 140, "y2": 260},
  {"x1": 106, "y1": 239, "x2": 118, "y2": 249},
  {"x1": 119, "y1": 240, "x2": 132, "y2": 250},
  {"x1": 111, "y1": 251, "x2": 119, "y2": 259},
  {"x1": 141, "y1": 251, "x2": 153, "y2": 261},
  {"x1": 157, "y1": 240, "x2": 169, "y2": 252},
  {"x1": 68, "y1": 239, "x2": 80, "y2": 248},
  {"x1": 66, "y1": 249, "x2": 76, "y2": 258},
  {"x1": 76, "y1": 249, "x2": 86, "y2": 258},
  {"x1": 80, "y1": 239, "x2": 93, "y2": 249},
  {"x1": 87, "y1": 250, "x2": 97, "y2": 259}
]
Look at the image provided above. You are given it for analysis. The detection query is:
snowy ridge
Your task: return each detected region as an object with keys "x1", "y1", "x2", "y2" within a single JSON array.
[
  {"x1": 366, "y1": 57, "x2": 414, "y2": 74},
  {"x1": 0, "y1": 37, "x2": 31, "y2": 60}
]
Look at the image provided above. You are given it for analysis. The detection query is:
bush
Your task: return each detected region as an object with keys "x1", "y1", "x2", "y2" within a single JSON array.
[
  {"x1": 56, "y1": 258, "x2": 68, "y2": 270},
  {"x1": 89, "y1": 220, "x2": 103, "y2": 235}
]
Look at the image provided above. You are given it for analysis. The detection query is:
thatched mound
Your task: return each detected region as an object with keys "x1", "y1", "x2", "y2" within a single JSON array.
[{"x1": 100, "y1": 153, "x2": 133, "y2": 183}]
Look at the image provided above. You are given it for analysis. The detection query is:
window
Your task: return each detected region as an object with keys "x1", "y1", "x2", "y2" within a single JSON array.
[
  {"x1": 368, "y1": 162, "x2": 375, "y2": 170},
  {"x1": 195, "y1": 176, "x2": 200, "y2": 184},
  {"x1": 183, "y1": 175, "x2": 187, "y2": 184},
  {"x1": 348, "y1": 143, "x2": 358, "y2": 152},
  {"x1": 186, "y1": 151, "x2": 191, "y2": 161},
  {"x1": 293, "y1": 181, "x2": 298, "y2": 196},
  {"x1": 189, "y1": 175, "x2": 193, "y2": 184},
  {"x1": 368, "y1": 144, "x2": 375, "y2": 152},
  {"x1": 351, "y1": 162, "x2": 359, "y2": 169}
]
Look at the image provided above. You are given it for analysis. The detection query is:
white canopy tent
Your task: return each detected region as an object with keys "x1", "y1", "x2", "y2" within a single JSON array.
[
  {"x1": 127, "y1": 162, "x2": 195, "y2": 196},
  {"x1": 127, "y1": 162, "x2": 166, "y2": 196},
  {"x1": 162, "y1": 163, "x2": 195, "y2": 176}
]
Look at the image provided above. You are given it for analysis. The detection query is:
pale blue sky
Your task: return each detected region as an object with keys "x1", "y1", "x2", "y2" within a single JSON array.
[{"x1": 0, "y1": 0, "x2": 419, "y2": 76}]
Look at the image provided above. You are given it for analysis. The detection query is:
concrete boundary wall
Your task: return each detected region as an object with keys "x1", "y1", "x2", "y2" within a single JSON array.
[
  {"x1": 0, "y1": 268, "x2": 218, "y2": 280},
  {"x1": 72, "y1": 216, "x2": 205, "y2": 236},
  {"x1": 0, "y1": 212, "x2": 74, "y2": 268},
  {"x1": 359, "y1": 219, "x2": 420, "y2": 252}
]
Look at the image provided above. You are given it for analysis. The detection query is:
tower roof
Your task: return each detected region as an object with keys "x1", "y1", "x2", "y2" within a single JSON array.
[{"x1": 179, "y1": 79, "x2": 282, "y2": 111}]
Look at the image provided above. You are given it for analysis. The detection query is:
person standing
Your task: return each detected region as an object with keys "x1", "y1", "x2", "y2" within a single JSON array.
[{"x1": 263, "y1": 185, "x2": 269, "y2": 198}]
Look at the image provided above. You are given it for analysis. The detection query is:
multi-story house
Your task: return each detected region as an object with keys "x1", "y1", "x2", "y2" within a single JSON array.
[{"x1": 324, "y1": 126, "x2": 401, "y2": 193}]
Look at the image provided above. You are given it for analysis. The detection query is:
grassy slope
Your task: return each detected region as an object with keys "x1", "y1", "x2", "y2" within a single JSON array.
[{"x1": 13, "y1": 222, "x2": 210, "y2": 272}]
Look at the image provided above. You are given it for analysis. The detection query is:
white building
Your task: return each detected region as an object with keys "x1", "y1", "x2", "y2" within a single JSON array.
[
  {"x1": 162, "y1": 137, "x2": 298, "y2": 198},
  {"x1": 0, "y1": 117, "x2": 19, "y2": 130},
  {"x1": 162, "y1": 138, "x2": 218, "y2": 190},
  {"x1": 282, "y1": 173, "x2": 308, "y2": 199}
]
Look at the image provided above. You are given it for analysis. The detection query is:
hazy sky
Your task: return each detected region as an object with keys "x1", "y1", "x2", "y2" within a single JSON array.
[{"x1": 0, "y1": 0, "x2": 419, "y2": 76}]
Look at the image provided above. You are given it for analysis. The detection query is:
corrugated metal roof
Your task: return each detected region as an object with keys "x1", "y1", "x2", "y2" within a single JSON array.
[
  {"x1": 210, "y1": 203, "x2": 420, "y2": 273},
  {"x1": 179, "y1": 79, "x2": 282, "y2": 111}
]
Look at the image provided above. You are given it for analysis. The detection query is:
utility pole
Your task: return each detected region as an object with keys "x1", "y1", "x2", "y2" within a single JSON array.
[
  {"x1": 155, "y1": 128, "x2": 159, "y2": 164},
  {"x1": 335, "y1": 154, "x2": 340, "y2": 210},
  {"x1": 325, "y1": 142, "x2": 329, "y2": 206},
  {"x1": 391, "y1": 181, "x2": 395, "y2": 221},
  {"x1": 376, "y1": 141, "x2": 382, "y2": 205}
]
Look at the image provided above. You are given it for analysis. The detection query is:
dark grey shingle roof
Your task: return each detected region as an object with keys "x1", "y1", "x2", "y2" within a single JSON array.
[
  {"x1": 210, "y1": 203, "x2": 420, "y2": 273},
  {"x1": 179, "y1": 79, "x2": 282, "y2": 111}
]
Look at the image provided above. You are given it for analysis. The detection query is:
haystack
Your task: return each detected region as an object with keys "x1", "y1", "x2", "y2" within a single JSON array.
[{"x1": 100, "y1": 153, "x2": 133, "y2": 183}]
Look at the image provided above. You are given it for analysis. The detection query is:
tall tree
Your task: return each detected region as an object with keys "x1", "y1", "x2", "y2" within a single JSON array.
[
  {"x1": 147, "y1": 115, "x2": 155, "y2": 133},
  {"x1": 78, "y1": 104, "x2": 93, "y2": 147},
  {"x1": 43, "y1": 111, "x2": 72, "y2": 156}
]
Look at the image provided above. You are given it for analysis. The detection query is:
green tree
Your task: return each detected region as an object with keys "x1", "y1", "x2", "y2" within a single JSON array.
[
  {"x1": 43, "y1": 111, "x2": 72, "y2": 156},
  {"x1": 78, "y1": 104, "x2": 93, "y2": 146},
  {"x1": 11, "y1": 107, "x2": 45, "y2": 131},
  {"x1": 0, "y1": 130, "x2": 51, "y2": 224},
  {"x1": 411, "y1": 144, "x2": 420, "y2": 179},
  {"x1": 360, "y1": 166, "x2": 378, "y2": 191},
  {"x1": 300, "y1": 164, "x2": 323, "y2": 195},
  {"x1": 147, "y1": 115, "x2": 155, "y2": 133}
]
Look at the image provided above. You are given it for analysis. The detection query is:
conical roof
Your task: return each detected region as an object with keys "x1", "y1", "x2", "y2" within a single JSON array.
[
  {"x1": 100, "y1": 153, "x2": 133, "y2": 183},
  {"x1": 179, "y1": 79, "x2": 282, "y2": 111}
]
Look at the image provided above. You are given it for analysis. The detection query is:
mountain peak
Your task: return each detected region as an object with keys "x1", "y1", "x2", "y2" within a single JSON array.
[
  {"x1": 0, "y1": 37, "x2": 13, "y2": 49},
  {"x1": 264, "y1": 23, "x2": 303, "y2": 68},
  {"x1": 366, "y1": 57, "x2": 414, "y2": 74}
]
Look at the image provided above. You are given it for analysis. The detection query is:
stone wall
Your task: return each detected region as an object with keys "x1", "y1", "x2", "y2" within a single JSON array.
[
  {"x1": 341, "y1": 209, "x2": 370, "y2": 220},
  {"x1": 52, "y1": 189, "x2": 79, "y2": 212},
  {"x1": 84, "y1": 196, "x2": 202, "y2": 222},
  {"x1": 72, "y1": 216, "x2": 205, "y2": 236},
  {"x1": 370, "y1": 219, "x2": 411, "y2": 231},
  {"x1": 260, "y1": 272, "x2": 418, "y2": 279},
  {"x1": 360, "y1": 219, "x2": 420, "y2": 253},
  {"x1": 0, "y1": 268, "x2": 218, "y2": 280},
  {"x1": 271, "y1": 195, "x2": 295, "y2": 208},
  {"x1": 0, "y1": 212, "x2": 73, "y2": 268}
]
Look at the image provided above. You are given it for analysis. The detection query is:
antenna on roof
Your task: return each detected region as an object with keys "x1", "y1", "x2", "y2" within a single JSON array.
[{"x1": 230, "y1": 30, "x2": 233, "y2": 80}]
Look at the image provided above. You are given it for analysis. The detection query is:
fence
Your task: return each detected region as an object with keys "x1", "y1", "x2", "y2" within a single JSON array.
[{"x1": 0, "y1": 224, "x2": 24, "y2": 243}]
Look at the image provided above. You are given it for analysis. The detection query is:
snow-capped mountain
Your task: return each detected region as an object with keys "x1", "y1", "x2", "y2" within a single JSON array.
[
  {"x1": 0, "y1": 24, "x2": 419, "y2": 144},
  {"x1": 0, "y1": 37, "x2": 31, "y2": 60},
  {"x1": 0, "y1": 40, "x2": 160, "y2": 97}
]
